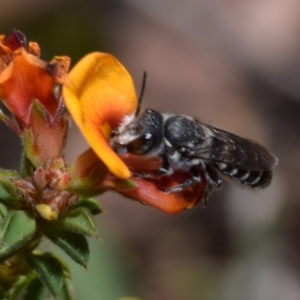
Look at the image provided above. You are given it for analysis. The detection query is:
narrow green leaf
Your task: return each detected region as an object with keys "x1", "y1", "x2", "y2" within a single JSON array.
[
  {"x1": 41, "y1": 225, "x2": 89, "y2": 268},
  {"x1": 0, "y1": 211, "x2": 36, "y2": 262},
  {"x1": 71, "y1": 198, "x2": 103, "y2": 215},
  {"x1": 23, "y1": 274, "x2": 48, "y2": 300},
  {"x1": 58, "y1": 208, "x2": 97, "y2": 237},
  {"x1": 0, "y1": 203, "x2": 8, "y2": 219},
  {"x1": 6, "y1": 274, "x2": 34, "y2": 300},
  {"x1": 20, "y1": 152, "x2": 36, "y2": 177},
  {"x1": 0, "y1": 170, "x2": 19, "y2": 179},
  {"x1": 57, "y1": 278, "x2": 74, "y2": 300},
  {"x1": 28, "y1": 253, "x2": 64, "y2": 298}
]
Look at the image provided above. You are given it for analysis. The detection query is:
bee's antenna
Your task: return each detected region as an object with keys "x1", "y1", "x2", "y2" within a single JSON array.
[{"x1": 135, "y1": 71, "x2": 147, "y2": 116}]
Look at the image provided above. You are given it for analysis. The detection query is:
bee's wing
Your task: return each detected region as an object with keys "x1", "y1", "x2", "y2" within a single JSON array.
[
  {"x1": 199, "y1": 125, "x2": 278, "y2": 171},
  {"x1": 190, "y1": 124, "x2": 278, "y2": 188}
]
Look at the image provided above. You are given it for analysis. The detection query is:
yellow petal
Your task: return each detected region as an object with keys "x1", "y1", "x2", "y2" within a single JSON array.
[{"x1": 63, "y1": 52, "x2": 137, "y2": 179}]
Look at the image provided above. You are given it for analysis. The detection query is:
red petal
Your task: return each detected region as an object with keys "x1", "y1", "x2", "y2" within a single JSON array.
[{"x1": 121, "y1": 170, "x2": 207, "y2": 214}]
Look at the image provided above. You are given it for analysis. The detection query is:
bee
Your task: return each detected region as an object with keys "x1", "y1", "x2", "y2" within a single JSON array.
[{"x1": 110, "y1": 73, "x2": 278, "y2": 200}]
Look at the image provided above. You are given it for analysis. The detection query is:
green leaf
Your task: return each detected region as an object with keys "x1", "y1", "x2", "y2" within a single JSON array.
[
  {"x1": 28, "y1": 253, "x2": 64, "y2": 298},
  {"x1": 41, "y1": 225, "x2": 89, "y2": 268},
  {"x1": 0, "y1": 210, "x2": 36, "y2": 262},
  {"x1": 0, "y1": 183, "x2": 19, "y2": 206},
  {"x1": 71, "y1": 198, "x2": 102, "y2": 215},
  {"x1": 58, "y1": 208, "x2": 97, "y2": 237},
  {"x1": 23, "y1": 275, "x2": 48, "y2": 300},
  {"x1": 24, "y1": 254, "x2": 72, "y2": 300},
  {"x1": 0, "y1": 169, "x2": 20, "y2": 206}
]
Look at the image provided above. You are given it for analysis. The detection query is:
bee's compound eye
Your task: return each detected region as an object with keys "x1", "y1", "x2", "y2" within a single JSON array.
[{"x1": 127, "y1": 133, "x2": 154, "y2": 155}]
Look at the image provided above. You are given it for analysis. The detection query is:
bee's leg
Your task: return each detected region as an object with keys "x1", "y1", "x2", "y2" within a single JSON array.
[
  {"x1": 201, "y1": 166, "x2": 223, "y2": 206},
  {"x1": 156, "y1": 157, "x2": 172, "y2": 175},
  {"x1": 162, "y1": 166, "x2": 222, "y2": 207},
  {"x1": 205, "y1": 165, "x2": 222, "y2": 188},
  {"x1": 162, "y1": 167, "x2": 201, "y2": 193}
]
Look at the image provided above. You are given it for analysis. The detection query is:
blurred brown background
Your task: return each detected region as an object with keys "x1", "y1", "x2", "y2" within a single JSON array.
[{"x1": 1, "y1": 0, "x2": 300, "y2": 299}]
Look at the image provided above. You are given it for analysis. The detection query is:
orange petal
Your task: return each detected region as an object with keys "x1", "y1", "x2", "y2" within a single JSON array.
[
  {"x1": 0, "y1": 48, "x2": 58, "y2": 126},
  {"x1": 63, "y1": 52, "x2": 138, "y2": 179}
]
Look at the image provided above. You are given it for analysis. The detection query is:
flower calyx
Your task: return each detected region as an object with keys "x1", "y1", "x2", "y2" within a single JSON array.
[{"x1": 13, "y1": 158, "x2": 76, "y2": 220}]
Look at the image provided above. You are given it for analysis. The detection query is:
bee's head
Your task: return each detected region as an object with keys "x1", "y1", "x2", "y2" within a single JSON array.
[{"x1": 110, "y1": 109, "x2": 163, "y2": 156}]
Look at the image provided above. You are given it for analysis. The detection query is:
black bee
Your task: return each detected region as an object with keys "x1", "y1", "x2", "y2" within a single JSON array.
[{"x1": 110, "y1": 73, "x2": 278, "y2": 199}]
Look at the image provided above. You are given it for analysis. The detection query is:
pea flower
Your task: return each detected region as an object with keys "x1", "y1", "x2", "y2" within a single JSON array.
[
  {"x1": 0, "y1": 29, "x2": 70, "y2": 165},
  {"x1": 63, "y1": 52, "x2": 206, "y2": 214}
]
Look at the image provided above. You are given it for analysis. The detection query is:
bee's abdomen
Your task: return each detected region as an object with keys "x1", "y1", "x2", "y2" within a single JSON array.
[{"x1": 215, "y1": 163, "x2": 272, "y2": 188}]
